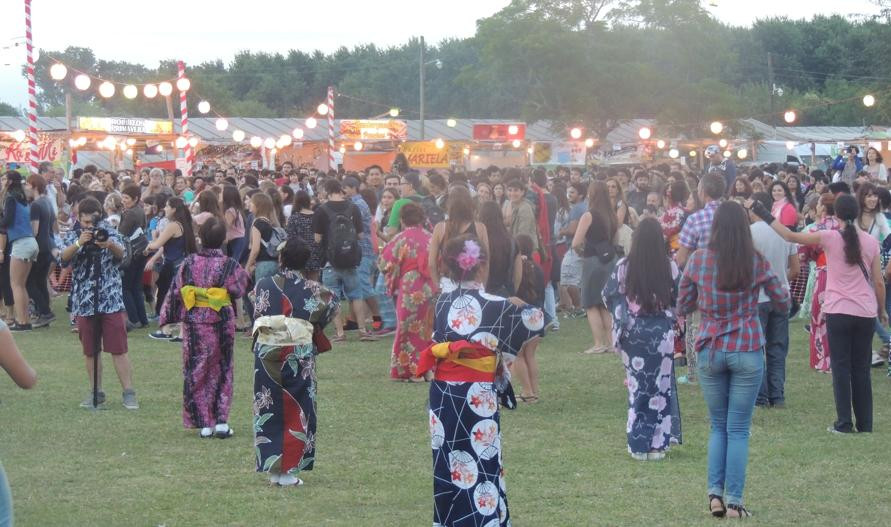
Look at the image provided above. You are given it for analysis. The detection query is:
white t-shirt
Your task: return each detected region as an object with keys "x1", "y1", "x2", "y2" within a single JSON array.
[{"x1": 750, "y1": 221, "x2": 797, "y2": 303}]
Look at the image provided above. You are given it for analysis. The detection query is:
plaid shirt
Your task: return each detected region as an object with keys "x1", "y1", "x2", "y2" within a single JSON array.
[
  {"x1": 679, "y1": 200, "x2": 720, "y2": 251},
  {"x1": 678, "y1": 249, "x2": 790, "y2": 353}
]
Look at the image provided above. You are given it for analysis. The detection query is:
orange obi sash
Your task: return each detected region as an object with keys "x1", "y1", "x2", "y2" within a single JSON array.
[{"x1": 417, "y1": 340, "x2": 496, "y2": 383}]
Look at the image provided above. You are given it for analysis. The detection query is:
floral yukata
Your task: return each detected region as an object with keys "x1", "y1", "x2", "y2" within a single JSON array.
[
  {"x1": 800, "y1": 217, "x2": 841, "y2": 372},
  {"x1": 603, "y1": 258, "x2": 682, "y2": 455},
  {"x1": 160, "y1": 249, "x2": 249, "y2": 429},
  {"x1": 251, "y1": 270, "x2": 338, "y2": 478},
  {"x1": 419, "y1": 280, "x2": 546, "y2": 527},
  {"x1": 378, "y1": 225, "x2": 435, "y2": 379}
]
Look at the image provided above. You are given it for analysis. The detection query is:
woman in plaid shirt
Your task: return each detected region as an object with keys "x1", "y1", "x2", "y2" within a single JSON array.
[{"x1": 678, "y1": 201, "x2": 790, "y2": 519}]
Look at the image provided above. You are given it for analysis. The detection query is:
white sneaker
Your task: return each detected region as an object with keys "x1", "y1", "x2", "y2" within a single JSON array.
[
  {"x1": 269, "y1": 473, "x2": 281, "y2": 485},
  {"x1": 647, "y1": 452, "x2": 666, "y2": 461},
  {"x1": 277, "y1": 474, "x2": 304, "y2": 486},
  {"x1": 871, "y1": 352, "x2": 885, "y2": 367},
  {"x1": 199, "y1": 427, "x2": 213, "y2": 438},
  {"x1": 630, "y1": 452, "x2": 648, "y2": 461},
  {"x1": 214, "y1": 423, "x2": 233, "y2": 439}
]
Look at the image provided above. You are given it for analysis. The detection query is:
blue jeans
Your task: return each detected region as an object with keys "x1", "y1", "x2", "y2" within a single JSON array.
[
  {"x1": 0, "y1": 461, "x2": 11, "y2": 527},
  {"x1": 374, "y1": 272, "x2": 397, "y2": 329},
  {"x1": 698, "y1": 349, "x2": 764, "y2": 507},
  {"x1": 757, "y1": 303, "x2": 789, "y2": 405},
  {"x1": 875, "y1": 282, "x2": 891, "y2": 344}
]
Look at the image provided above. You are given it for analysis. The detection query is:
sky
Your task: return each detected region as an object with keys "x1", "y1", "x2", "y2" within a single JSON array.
[{"x1": 0, "y1": 0, "x2": 882, "y2": 109}]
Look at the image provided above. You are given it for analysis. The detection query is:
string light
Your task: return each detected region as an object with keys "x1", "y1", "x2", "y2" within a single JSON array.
[
  {"x1": 434, "y1": 138, "x2": 445, "y2": 149},
  {"x1": 785, "y1": 141, "x2": 796, "y2": 150},
  {"x1": 249, "y1": 136, "x2": 262, "y2": 148},
  {"x1": 638, "y1": 127, "x2": 652, "y2": 140},
  {"x1": 389, "y1": 108, "x2": 400, "y2": 117},
  {"x1": 263, "y1": 137, "x2": 276, "y2": 149},
  {"x1": 710, "y1": 121, "x2": 724, "y2": 135},
  {"x1": 737, "y1": 148, "x2": 748, "y2": 159},
  {"x1": 570, "y1": 127, "x2": 582, "y2": 139},
  {"x1": 668, "y1": 148, "x2": 679, "y2": 159},
  {"x1": 783, "y1": 110, "x2": 797, "y2": 124},
  {"x1": 656, "y1": 139, "x2": 666, "y2": 149},
  {"x1": 446, "y1": 119, "x2": 457, "y2": 128},
  {"x1": 74, "y1": 74, "x2": 91, "y2": 91},
  {"x1": 158, "y1": 82, "x2": 173, "y2": 97},
  {"x1": 339, "y1": 145, "x2": 346, "y2": 154},
  {"x1": 278, "y1": 135, "x2": 292, "y2": 148},
  {"x1": 689, "y1": 150, "x2": 697, "y2": 157},
  {"x1": 585, "y1": 138, "x2": 595, "y2": 148},
  {"x1": 511, "y1": 139, "x2": 521, "y2": 148},
  {"x1": 98, "y1": 81, "x2": 116, "y2": 98},
  {"x1": 215, "y1": 118, "x2": 229, "y2": 131},
  {"x1": 718, "y1": 139, "x2": 728, "y2": 148},
  {"x1": 198, "y1": 101, "x2": 211, "y2": 114},
  {"x1": 292, "y1": 128, "x2": 304, "y2": 139},
  {"x1": 317, "y1": 103, "x2": 330, "y2": 116},
  {"x1": 176, "y1": 77, "x2": 190, "y2": 92},
  {"x1": 143, "y1": 84, "x2": 158, "y2": 98},
  {"x1": 175, "y1": 136, "x2": 188, "y2": 149},
  {"x1": 462, "y1": 147, "x2": 470, "y2": 156},
  {"x1": 354, "y1": 141, "x2": 363, "y2": 151},
  {"x1": 188, "y1": 137, "x2": 199, "y2": 148},
  {"x1": 306, "y1": 117, "x2": 317, "y2": 129},
  {"x1": 49, "y1": 63, "x2": 67, "y2": 80},
  {"x1": 123, "y1": 85, "x2": 138, "y2": 99},
  {"x1": 232, "y1": 130, "x2": 245, "y2": 142},
  {"x1": 508, "y1": 125, "x2": 519, "y2": 135},
  {"x1": 863, "y1": 94, "x2": 876, "y2": 107},
  {"x1": 723, "y1": 150, "x2": 732, "y2": 158}
]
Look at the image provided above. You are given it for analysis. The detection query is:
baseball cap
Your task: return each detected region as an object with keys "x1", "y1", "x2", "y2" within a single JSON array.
[{"x1": 704, "y1": 145, "x2": 720, "y2": 156}]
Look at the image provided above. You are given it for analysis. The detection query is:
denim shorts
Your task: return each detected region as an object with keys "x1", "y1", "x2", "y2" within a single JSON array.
[
  {"x1": 322, "y1": 266, "x2": 363, "y2": 301},
  {"x1": 357, "y1": 255, "x2": 376, "y2": 299},
  {"x1": 11, "y1": 236, "x2": 39, "y2": 262},
  {"x1": 560, "y1": 248, "x2": 581, "y2": 287}
]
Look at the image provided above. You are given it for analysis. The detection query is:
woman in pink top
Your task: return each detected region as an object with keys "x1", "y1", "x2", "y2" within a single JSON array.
[
  {"x1": 769, "y1": 181, "x2": 799, "y2": 229},
  {"x1": 750, "y1": 194, "x2": 886, "y2": 434}
]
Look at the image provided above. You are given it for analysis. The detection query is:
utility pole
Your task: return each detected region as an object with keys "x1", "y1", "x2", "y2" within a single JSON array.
[
  {"x1": 768, "y1": 51, "x2": 775, "y2": 136},
  {"x1": 420, "y1": 36, "x2": 426, "y2": 141}
]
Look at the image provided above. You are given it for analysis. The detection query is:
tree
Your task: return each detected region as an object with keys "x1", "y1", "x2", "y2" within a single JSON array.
[{"x1": 0, "y1": 102, "x2": 20, "y2": 116}]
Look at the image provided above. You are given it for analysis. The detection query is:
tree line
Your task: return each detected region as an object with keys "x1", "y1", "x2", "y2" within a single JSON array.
[{"x1": 7, "y1": 0, "x2": 891, "y2": 136}]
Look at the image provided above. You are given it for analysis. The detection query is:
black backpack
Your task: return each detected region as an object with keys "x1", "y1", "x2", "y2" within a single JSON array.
[
  {"x1": 257, "y1": 218, "x2": 287, "y2": 259},
  {"x1": 324, "y1": 202, "x2": 361, "y2": 269},
  {"x1": 410, "y1": 195, "x2": 446, "y2": 228}
]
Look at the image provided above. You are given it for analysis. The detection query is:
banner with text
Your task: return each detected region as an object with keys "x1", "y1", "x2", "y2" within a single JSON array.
[
  {"x1": 1, "y1": 134, "x2": 64, "y2": 164},
  {"x1": 399, "y1": 141, "x2": 450, "y2": 168},
  {"x1": 531, "y1": 141, "x2": 587, "y2": 165}
]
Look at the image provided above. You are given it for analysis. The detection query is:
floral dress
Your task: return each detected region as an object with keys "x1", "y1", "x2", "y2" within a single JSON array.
[
  {"x1": 251, "y1": 270, "x2": 338, "y2": 477},
  {"x1": 378, "y1": 225, "x2": 435, "y2": 379},
  {"x1": 800, "y1": 216, "x2": 841, "y2": 372},
  {"x1": 603, "y1": 258, "x2": 682, "y2": 454}
]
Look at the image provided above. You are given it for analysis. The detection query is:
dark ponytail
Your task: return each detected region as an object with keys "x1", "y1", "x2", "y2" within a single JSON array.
[{"x1": 834, "y1": 194, "x2": 862, "y2": 265}]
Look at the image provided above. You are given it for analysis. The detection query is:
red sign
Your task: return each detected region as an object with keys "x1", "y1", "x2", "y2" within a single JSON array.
[{"x1": 472, "y1": 123, "x2": 526, "y2": 141}]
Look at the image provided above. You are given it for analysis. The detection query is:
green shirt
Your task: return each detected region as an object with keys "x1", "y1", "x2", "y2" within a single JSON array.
[{"x1": 386, "y1": 195, "x2": 423, "y2": 229}]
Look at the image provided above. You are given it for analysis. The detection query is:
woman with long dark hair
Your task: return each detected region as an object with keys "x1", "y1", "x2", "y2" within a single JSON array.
[
  {"x1": 752, "y1": 194, "x2": 884, "y2": 436},
  {"x1": 220, "y1": 185, "x2": 246, "y2": 262},
  {"x1": 729, "y1": 177, "x2": 752, "y2": 202},
  {"x1": 785, "y1": 174, "x2": 806, "y2": 210},
  {"x1": 285, "y1": 190, "x2": 323, "y2": 281},
  {"x1": 0, "y1": 172, "x2": 37, "y2": 331},
  {"x1": 118, "y1": 183, "x2": 148, "y2": 329},
  {"x1": 572, "y1": 180, "x2": 618, "y2": 354},
  {"x1": 603, "y1": 218, "x2": 681, "y2": 460},
  {"x1": 478, "y1": 201, "x2": 522, "y2": 297},
  {"x1": 428, "y1": 186, "x2": 489, "y2": 288},
  {"x1": 678, "y1": 201, "x2": 790, "y2": 518},
  {"x1": 145, "y1": 196, "x2": 197, "y2": 339},
  {"x1": 769, "y1": 180, "x2": 799, "y2": 229}
]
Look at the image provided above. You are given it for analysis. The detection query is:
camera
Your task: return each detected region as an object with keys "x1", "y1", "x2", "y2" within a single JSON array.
[{"x1": 82, "y1": 213, "x2": 109, "y2": 250}]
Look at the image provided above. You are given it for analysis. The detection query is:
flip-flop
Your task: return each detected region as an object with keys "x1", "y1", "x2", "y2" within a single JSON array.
[
  {"x1": 583, "y1": 346, "x2": 607, "y2": 354},
  {"x1": 332, "y1": 334, "x2": 347, "y2": 343}
]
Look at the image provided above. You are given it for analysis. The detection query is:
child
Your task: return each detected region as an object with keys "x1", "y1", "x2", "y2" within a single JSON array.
[
  {"x1": 512, "y1": 234, "x2": 545, "y2": 403},
  {"x1": 159, "y1": 217, "x2": 249, "y2": 438}
]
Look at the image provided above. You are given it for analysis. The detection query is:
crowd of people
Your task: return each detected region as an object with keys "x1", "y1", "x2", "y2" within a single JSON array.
[{"x1": 1, "y1": 142, "x2": 889, "y2": 524}]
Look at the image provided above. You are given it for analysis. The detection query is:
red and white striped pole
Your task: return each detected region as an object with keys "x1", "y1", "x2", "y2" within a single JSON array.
[
  {"x1": 177, "y1": 61, "x2": 193, "y2": 176},
  {"x1": 327, "y1": 86, "x2": 336, "y2": 172},
  {"x1": 24, "y1": 0, "x2": 39, "y2": 174}
]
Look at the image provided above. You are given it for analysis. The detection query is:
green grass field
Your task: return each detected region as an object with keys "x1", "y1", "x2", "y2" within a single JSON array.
[{"x1": 1, "y1": 302, "x2": 890, "y2": 526}]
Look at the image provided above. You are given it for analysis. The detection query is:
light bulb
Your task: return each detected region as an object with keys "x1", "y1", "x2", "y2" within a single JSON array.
[
  {"x1": 435, "y1": 138, "x2": 445, "y2": 149},
  {"x1": 508, "y1": 125, "x2": 519, "y2": 135},
  {"x1": 317, "y1": 103, "x2": 329, "y2": 116},
  {"x1": 737, "y1": 149, "x2": 748, "y2": 159},
  {"x1": 656, "y1": 139, "x2": 666, "y2": 149},
  {"x1": 49, "y1": 63, "x2": 67, "y2": 80},
  {"x1": 689, "y1": 150, "x2": 698, "y2": 158},
  {"x1": 279, "y1": 135, "x2": 292, "y2": 147},
  {"x1": 785, "y1": 141, "x2": 795, "y2": 150},
  {"x1": 462, "y1": 147, "x2": 470, "y2": 156},
  {"x1": 215, "y1": 118, "x2": 228, "y2": 131},
  {"x1": 123, "y1": 85, "x2": 138, "y2": 99},
  {"x1": 719, "y1": 139, "x2": 728, "y2": 148},
  {"x1": 585, "y1": 138, "x2": 595, "y2": 148},
  {"x1": 264, "y1": 137, "x2": 276, "y2": 149},
  {"x1": 232, "y1": 130, "x2": 245, "y2": 142},
  {"x1": 305, "y1": 117, "x2": 317, "y2": 129},
  {"x1": 175, "y1": 136, "x2": 188, "y2": 149},
  {"x1": 723, "y1": 150, "x2": 732, "y2": 158},
  {"x1": 668, "y1": 148, "x2": 679, "y2": 159},
  {"x1": 292, "y1": 128, "x2": 304, "y2": 139},
  {"x1": 176, "y1": 77, "x2": 190, "y2": 92},
  {"x1": 188, "y1": 137, "x2": 199, "y2": 148},
  {"x1": 570, "y1": 127, "x2": 582, "y2": 139},
  {"x1": 143, "y1": 84, "x2": 158, "y2": 98},
  {"x1": 511, "y1": 139, "x2": 521, "y2": 148},
  {"x1": 354, "y1": 141, "x2": 363, "y2": 151},
  {"x1": 863, "y1": 94, "x2": 876, "y2": 107},
  {"x1": 710, "y1": 121, "x2": 724, "y2": 135},
  {"x1": 446, "y1": 119, "x2": 457, "y2": 128},
  {"x1": 389, "y1": 108, "x2": 399, "y2": 117},
  {"x1": 158, "y1": 82, "x2": 173, "y2": 97},
  {"x1": 339, "y1": 146, "x2": 346, "y2": 154},
  {"x1": 98, "y1": 81, "x2": 116, "y2": 98},
  {"x1": 249, "y1": 136, "x2": 262, "y2": 148},
  {"x1": 783, "y1": 111, "x2": 796, "y2": 124},
  {"x1": 638, "y1": 127, "x2": 652, "y2": 140},
  {"x1": 198, "y1": 101, "x2": 211, "y2": 114},
  {"x1": 74, "y1": 74, "x2": 91, "y2": 91}
]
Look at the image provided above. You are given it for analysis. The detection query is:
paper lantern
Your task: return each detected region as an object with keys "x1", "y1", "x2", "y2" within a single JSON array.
[
  {"x1": 158, "y1": 82, "x2": 173, "y2": 97},
  {"x1": 317, "y1": 103, "x2": 329, "y2": 116},
  {"x1": 668, "y1": 148, "x2": 679, "y2": 159},
  {"x1": 389, "y1": 108, "x2": 399, "y2": 117},
  {"x1": 188, "y1": 137, "x2": 199, "y2": 148},
  {"x1": 656, "y1": 139, "x2": 666, "y2": 149},
  {"x1": 11, "y1": 130, "x2": 26, "y2": 142},
  {"x1": 354, "y1": 141, "x2": 363, "y2": 151},
  {"x1": 434, "y1": 138, "x2": 445, "y2": 149},
  {"x1": 143, "y1": 84, "x2": 158, "y2": 98},
  {"x1": 570, "y1": 127, "x2": 582, "y2": 139},
  {"x1": 863, "y1": 94, "x2": 876, "y2": 107},
  {"x1": 74, "y1": 74, "x2": 91, "y2": 91},
  {"x1": 123, "y1": 85, "x2": 138, "y2": 99},
  {"x1": 249, "y1": 136, "x2": 262, "y2": 148},
  {"x1": 232, "y1": 130, "x2": 246, "y2": 142},
  {"x1": 305, "y1": 117, "x2": 317, "y2": 129},
  {"x1": 198, "y1": 101, "x2": 211, "y2": 114},
  {"x1": 292, "y1": 128, "x2": 304, "y2": 139},
  {"x1": 508, "y1": 125, "x2": 519, "y2": 135},
  {"x1": 737, "y1": 149, "x2": 748, "y2": 159},
  {"x1": 783, "y1": 111, "x2": 796, "y2": 124},
  {"x1": 263, "y1": 137, "x2": 276, "y2": 149},
  {"x1": 98, "y1": 81, "x2": 116, "y2": 98},
  {"x1": 176, "y1": 77, "x2": 190, "y2": 92},
  {"x1": 175, "y1": 136, "x2": 188, "y2": 149},
  {"x1": 215, "y1": 118, "x2": 229, "y2": 131},
  {"x1": 638, "y1": 127, "x2": 652, "y2": 140},
  {"x1": 585, "y1": 138, "x2": 595, "y2": 148},
  {"x1": 710, "y1": 121, "x2": 724, "y2": 135},
  {"x1": 279, "y1": 134, "x2": 292, "y2": 147},
  {"x1": 511, "y1": 139, "x2": 521, "y2": 148},
  {"x1": 49, "y1": 63, "x2": 67, "y2": 80},
  {"x1": 446, "y1": 118, "x2": 457, "y2": 127}
]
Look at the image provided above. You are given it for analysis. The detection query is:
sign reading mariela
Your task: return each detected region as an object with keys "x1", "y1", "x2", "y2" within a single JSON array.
[
  {"x1": 340, "y1": 119, "x2": 407, "y2": 141},
  {"x1": 1, "y1": 133, "x2": 63, "y2": 163},
  {"x1": 399, "y1": 141, "x2": 449, "y2": 168},
  {"x1": 77, "y1": 117, "x2": 173, "y2": 135}
]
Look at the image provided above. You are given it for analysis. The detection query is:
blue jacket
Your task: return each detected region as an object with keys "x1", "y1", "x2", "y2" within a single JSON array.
[{"x1": 831, "y1": 154, "x2": 863, "y2": 174}]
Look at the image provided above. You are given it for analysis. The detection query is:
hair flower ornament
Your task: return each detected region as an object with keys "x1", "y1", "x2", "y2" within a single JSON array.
[{"x1": 456, "y1": 240, "x2": 481, "y2": 271}]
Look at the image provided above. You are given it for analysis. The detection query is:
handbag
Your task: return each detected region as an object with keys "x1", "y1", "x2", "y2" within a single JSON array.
[{"x1": 591, "y1": 240, "x2": 616, "y2": 264}]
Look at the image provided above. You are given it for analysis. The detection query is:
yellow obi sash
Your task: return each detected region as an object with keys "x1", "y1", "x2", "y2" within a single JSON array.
[
  {"x1": 181, "y1": 286, "x2": 231, "y2": 311},
  {"x1": 427, "y1": 341, "x2": 496, "y2": 373}
]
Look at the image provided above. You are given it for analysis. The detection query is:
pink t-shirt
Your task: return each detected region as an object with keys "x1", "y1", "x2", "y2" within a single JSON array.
[{"x1": 818, "y1": 228, "x2": 879, "y2": 318}]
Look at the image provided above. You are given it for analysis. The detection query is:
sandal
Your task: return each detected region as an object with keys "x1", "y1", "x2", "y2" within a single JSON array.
[
  {"x1": 359, "y1": 332, "x2": 378, "y2": 342},
  {"x1": 519, "y1": 395, "x2": 539, "y2": 404},
  {"x1": 583, "y1": 346, "x2": 607, "y2": 355},
  {"x1": 709, "y1": 495, "x2": 726, "y2": 518},
  {"x1": 726, "y1": 504, "x2": 751, "y2": 519},
  {"x1": 332, "y1": 334, "x2": 347, "y2": 343}
]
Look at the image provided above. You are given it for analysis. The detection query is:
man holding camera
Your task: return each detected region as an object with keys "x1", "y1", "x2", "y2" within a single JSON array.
[{"x1": 60, "y1": 197, "x2": 138, "y2": 410}]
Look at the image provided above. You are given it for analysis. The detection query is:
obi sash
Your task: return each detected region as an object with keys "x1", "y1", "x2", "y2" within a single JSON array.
[
  {"x1": 181, "y1": 286, "x2": 231, "y2": 312},
  {"x1": 417, "y1": 340, "x2": 496, "y2": 383}
]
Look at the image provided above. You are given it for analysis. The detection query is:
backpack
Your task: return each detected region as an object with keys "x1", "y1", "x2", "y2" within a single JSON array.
[
  {"x1": 409, "y1": 195, "x2": 446, "y2": 228},
  {"x1": 258, "y1": 218, "x2": 287, "y2": 259},
  {"x1": 324, "y1": 202, "x2": 361, "y2": 269}
]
